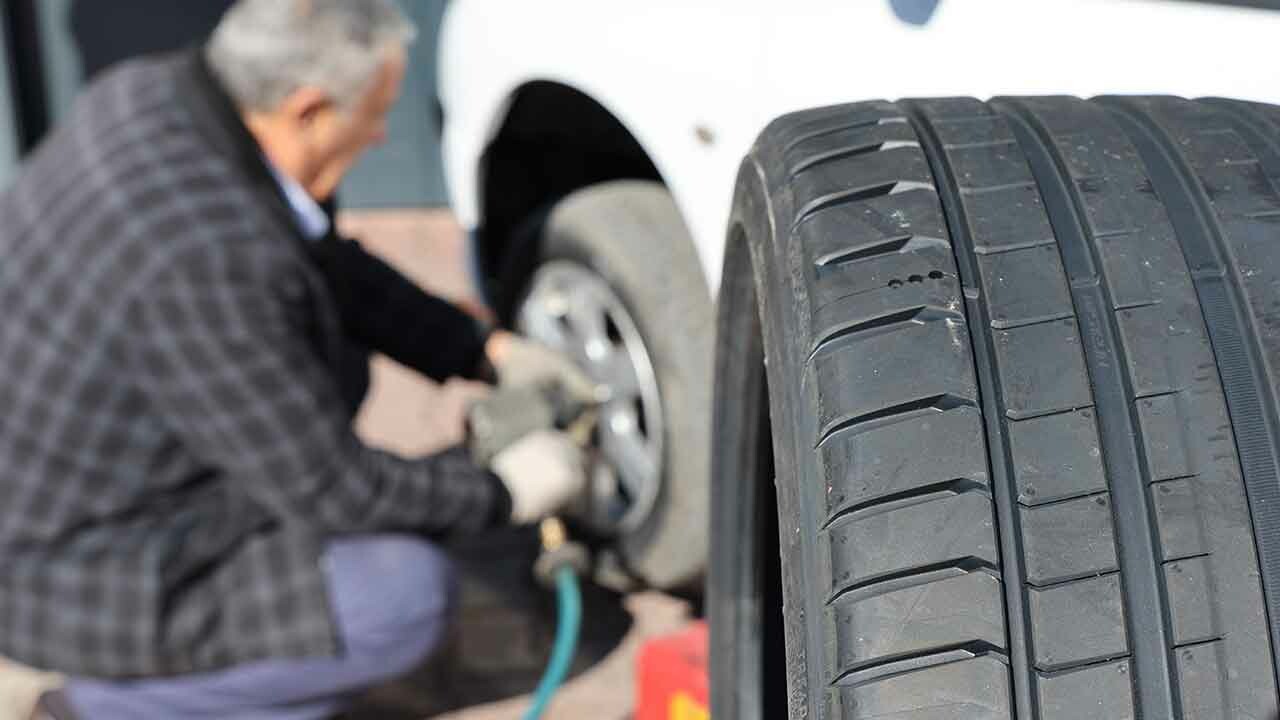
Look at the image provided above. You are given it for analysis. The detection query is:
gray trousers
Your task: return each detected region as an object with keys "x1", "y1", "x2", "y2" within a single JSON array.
[{"x1": 65, "y1": 536, "x2": 455, "y2": 720}]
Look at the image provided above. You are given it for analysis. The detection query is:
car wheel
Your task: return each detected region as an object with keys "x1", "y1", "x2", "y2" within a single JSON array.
[{"x1": 515, "y1": 180, "x2": 713, "y2": 591}]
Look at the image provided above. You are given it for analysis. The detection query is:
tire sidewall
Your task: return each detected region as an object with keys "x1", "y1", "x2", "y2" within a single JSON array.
[{"x1": 519, "y1": 180, "x2": 713, "y2": 590}]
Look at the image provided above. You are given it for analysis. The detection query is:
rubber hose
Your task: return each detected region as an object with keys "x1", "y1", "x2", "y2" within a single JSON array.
[{"x1": 523, "y1": 565, "x2": 582, "y2": 720}]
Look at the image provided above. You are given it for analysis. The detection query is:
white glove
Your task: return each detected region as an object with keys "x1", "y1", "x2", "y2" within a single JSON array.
[
  {"x1": 490, "y1": 429, "x2": 588, "y2": 524},
  {"x1": 491, "y1": 334, "x2": 600, "y2": 403}
]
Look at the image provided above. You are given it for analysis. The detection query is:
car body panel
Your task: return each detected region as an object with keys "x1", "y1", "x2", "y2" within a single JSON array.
[{"x1": 440, "y1": 0, "x2": 1280, "y2": 292}]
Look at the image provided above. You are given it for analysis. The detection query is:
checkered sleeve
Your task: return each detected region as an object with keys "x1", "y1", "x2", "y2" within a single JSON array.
[
  {"x1": 126, "y1": 238, "x2": 510, "y2": 534},
  {"x1": 309, "y1": 235, "x2": 493, "y2": 383}
]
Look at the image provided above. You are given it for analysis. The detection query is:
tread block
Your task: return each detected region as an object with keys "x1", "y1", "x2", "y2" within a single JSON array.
[
  {"x1": 798, "y1": 187, "x2": 953, "y2": 309},
  {"x1": 763, "y1": 101, "x2": 902, "y2": 153},
  {"x1": 1135, "y1": 393, "x2": 1196, "y2": 481},
  {"x1": 932, "y1": 116, "x2": 1013, "y2": 148},
  {"x1": 1176, "y1": 639, "x2": 1274, "y2": 720},
  {"x1": 1165, "y1": 556, "x2": 1223, "y2": 645},
  {"x1": 1092, "y1": 231, "x2": 1162, "y2": 310},
  {"x1": 962, "y1": 184, "x2": 1055, "y2": 254},
  {"x1": 992, "y1": 319, "x2": 1092, "y2": 420},
  {"x1": 1020, "y1": 494, "x2": 1119, "y2": 586},
  {"x1": 1115, "y1": 303, "x2": 1205, "y2": 399},
  {"x1": 791, "y1": 146, "x2": 934, "y2": 225},
  {"x1": 1037, "y1": 659, "x2": 1134, "y2": 720},
  {"x1": 975, "y1": 243, "x2": 1073, "y2": 329},
  {"x1": 818, "y1": 405, "x2": 988, "y2": 522},
  {"x1": 784, "y1": 120, "x2": 920, "y2": 177},
  {"x1": 808, "y1": 280, "x2": 963, "y2": 360},
  {"x1": 819, "y1": 492, "x2": 997, "y2": 600},
  {"x1": 948, "y1": 140, "x2": 1036, "y2": 193},
  {"x1": 808, "y1": 318, "x2": 977, "y2": 443},
  {"x1": 825, "y1": 571, "x2": 1005, "y2": 677},
  {"x1": 1008, "y1": 408, "x2": 1106, "y2": 506},
  {"x1": 919, "y1": 98, "x2": 992, "y2": 120},
  {"x1": 1076, "y1": 180, "x2": 1143, "y2": 240},
  {"x1": 1151, "y1": 478, "x2": 1212, "y2": 560},
  {"x1": 1028, "y1": 574, "x2": 1128, "y2": 671},
  {"x1": 826, "y1": 655, "x2": 1012, "y2": 720},
  {"x1": 797, "y1": 189, "x2": 948, "y2": 266}
]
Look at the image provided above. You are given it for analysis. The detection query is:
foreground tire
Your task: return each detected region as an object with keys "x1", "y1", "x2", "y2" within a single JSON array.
[
  {"x1": 711, "y1": 97, "x2": 1280, "y2": 719},
  {"x1": 516, "y1": 180, "x2": 712, "y2": 590}
]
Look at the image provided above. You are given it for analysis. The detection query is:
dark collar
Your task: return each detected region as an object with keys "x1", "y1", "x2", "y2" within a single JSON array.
[{"x1": 176, "y1": 48, "x2": 334, "y2": 243}]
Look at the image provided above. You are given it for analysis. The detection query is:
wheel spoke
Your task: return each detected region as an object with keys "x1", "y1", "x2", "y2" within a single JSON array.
[
  {"x1": 594, "y1": 345, "x2": 641, "y2": 399},
  {"x1": 601, "y1": 410, "x2": 658, "y2": 498},
  {"x1": 515, "y1": 260, "x2": 665, "y2": 533},
  {"x1": 518, "y1": 289, "x2": 572, "y2": 350},
  {"x1": 564, "y1": 287, "x2": 610, "y2": 349}
]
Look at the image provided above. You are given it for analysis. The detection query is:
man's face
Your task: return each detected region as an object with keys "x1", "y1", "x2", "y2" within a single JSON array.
[{"x1": 296, "y1": 47, "x2": 407, "y2": 200}]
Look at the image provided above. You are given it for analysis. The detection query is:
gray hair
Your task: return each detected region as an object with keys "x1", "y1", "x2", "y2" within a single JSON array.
[{"x1": 206, "y1": 0, "x2": 416, "y2": 112}]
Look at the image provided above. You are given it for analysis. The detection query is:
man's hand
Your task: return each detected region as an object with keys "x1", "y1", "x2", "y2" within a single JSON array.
[
  {"x1": 485, "y1": 330, "x2": 600, "y2": 403},
  {"x1": 490, "y1": 429, "x2": 587, "y2": 524}
]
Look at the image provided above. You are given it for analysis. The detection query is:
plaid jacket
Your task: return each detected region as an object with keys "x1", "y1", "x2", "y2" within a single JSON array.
[{"x1": 0, "y1": 51, "x2": 509, "y2": 679}]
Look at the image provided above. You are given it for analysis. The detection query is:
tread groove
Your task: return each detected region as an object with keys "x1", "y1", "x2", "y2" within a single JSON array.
[
  {"x1": 1034, "y1": 652, "x2": 1131, "y2": 675},
  {"x1": 1017, "y1": 489, "x2": 1109, "y2": 511},
  {"x1": 781, "y1": 116, "x2": 905, "y2": 153},
  {"x1": 815, "y1": 393, "x2": 977, "y2": 448},
  {"x1": 814, "y1": 233, "x2": 913, "y2": 267},
  {"x1": 1133, "y1": 387, "x2": 1187, "y2": 401},
  {"x1": 808, "y1": 305, "x2": 963, "y2": 362},
  {"x1": 788, "y1": 140, "x2": 919, "y2": 178},
  {"x1": 1100, "y1": 96, "x2": 1280, "y2": 691},
  {"x1": 1114, "y1": 299, "x2": 1162, "y2": 311},
  {"x1": 822, "y1": 478, "x2": 990, "y2": 529},
  {"x1": 972, "y1": 237, "x2": 1057, "y2": 255},
  {"x1": 1005, "y1": 404, "x2": 1099, "y2": 423},
  {"x1": 943, "y1": 139, "x2": 1019, "y2": 150},
  {"x1": 906, "y1": 101, "x2": 1036, "y2": 720},
  {"x1": 1093, "y1": 229, "x2": 1136, "y2": 239},
  {"x1": 1173, "y1": 635, "x2": 1223, "y2": 650},
  {"x1": 793, "y1": 181, "x2": 934, "y2": 229},
  {"x1": 1035, "y1": 655, "x2": 1131, "y2": 679},
  {"x1": 829, "y1": 641, "x2": 1008, "y2": 690},
  {"x1": 1164, "y1": 551, "x2": 1213, "y2": 564},
  {"x1": 813, "y1": 233, "x2": 953, "y2": 268},
  {"x1": 958, "y1": 181, "x2": 1038, "y2": 196},
  {"x1": 999, "y1": 98, "x2": 1180, "y2": 719},
  {"x1": 989, "y1": 311, "x2": 1076, "y2": 331},
  {"x1": 1026, "y1": 568, "x2": 1120, "y2": 591},
  {"x1": 825, "y1": 556, "x2": 1001, "y2": 607}
]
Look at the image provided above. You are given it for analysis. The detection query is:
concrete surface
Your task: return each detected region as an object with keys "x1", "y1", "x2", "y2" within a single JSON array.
[{"x1": 0, "y1": 210, "x2": 693, "y2": 720}]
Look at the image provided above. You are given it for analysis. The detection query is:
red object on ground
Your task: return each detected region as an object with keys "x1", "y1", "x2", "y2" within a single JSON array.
[{"x1": 635, "y1": 620, "x2": 709, "y2": 720}]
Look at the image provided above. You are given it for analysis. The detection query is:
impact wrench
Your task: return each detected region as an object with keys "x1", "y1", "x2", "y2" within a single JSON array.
[{"x1": 467, "y1": 382, "x2": 596, "y2": 720}]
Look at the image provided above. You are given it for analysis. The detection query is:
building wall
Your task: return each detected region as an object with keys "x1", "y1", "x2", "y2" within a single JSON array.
[{"x1": 2, "y1": 0, "x2": 451, "y2": 207}]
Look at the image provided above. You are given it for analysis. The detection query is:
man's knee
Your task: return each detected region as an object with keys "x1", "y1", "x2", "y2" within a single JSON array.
[{"x1": 323, "y1": 536, "x2": 456, "y2": 669}]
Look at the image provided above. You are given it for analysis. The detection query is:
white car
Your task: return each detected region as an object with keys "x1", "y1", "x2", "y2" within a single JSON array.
[{"x1": 441, "y1": 3, "x2": 1280, "y2": 717}]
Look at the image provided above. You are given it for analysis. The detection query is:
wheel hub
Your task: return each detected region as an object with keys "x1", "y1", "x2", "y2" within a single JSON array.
[{"x1": 516, "y1": 261, "x2": 665, "y2": 534}]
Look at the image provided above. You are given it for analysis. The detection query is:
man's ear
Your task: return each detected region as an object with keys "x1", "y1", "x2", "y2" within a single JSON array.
[{"x1": 280, "y1": 86, "x2": 333, "y2": 128}]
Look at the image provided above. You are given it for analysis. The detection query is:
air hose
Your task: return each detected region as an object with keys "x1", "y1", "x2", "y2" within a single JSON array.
[{"x1": 524, "y1": 517, "x2": 587, "y2": 720}]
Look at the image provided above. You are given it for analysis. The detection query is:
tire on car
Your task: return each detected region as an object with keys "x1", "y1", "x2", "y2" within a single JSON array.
[
  {"x1": 514, "y1": 180, "x2": 713, "y2": 591},
  {"x1": 710, "y1": 96, "x2": 1280, "y2": 719}
]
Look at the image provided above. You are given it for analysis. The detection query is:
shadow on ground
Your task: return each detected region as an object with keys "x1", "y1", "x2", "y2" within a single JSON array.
[{"x1": 345, "y1": 527, "x2": 633, "y2": 719}]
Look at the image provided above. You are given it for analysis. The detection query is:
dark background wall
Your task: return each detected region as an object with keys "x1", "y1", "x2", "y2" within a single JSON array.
[{"x1": 0, "y1": 0, "x2": 451, "y2": 207}]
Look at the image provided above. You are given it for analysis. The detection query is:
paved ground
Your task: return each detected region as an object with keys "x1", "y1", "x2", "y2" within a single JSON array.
[{"x1": 0, "y1": 209, "x2": 692, "y2": 720}]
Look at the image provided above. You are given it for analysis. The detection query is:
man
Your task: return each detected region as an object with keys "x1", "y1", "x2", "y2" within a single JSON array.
[{"x1": 0, "y1": 1, "x2": 590, "y2": 718}]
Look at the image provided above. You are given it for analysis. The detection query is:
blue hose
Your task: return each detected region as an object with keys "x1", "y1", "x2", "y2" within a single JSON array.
[{"x1": 523, "y1": 565, "x2": 582, "y2": 720}]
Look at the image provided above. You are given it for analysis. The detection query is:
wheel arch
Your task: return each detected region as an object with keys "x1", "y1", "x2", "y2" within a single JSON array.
[{"x1": 475, "y1": 80, "x2": 668, "y2": 314}]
